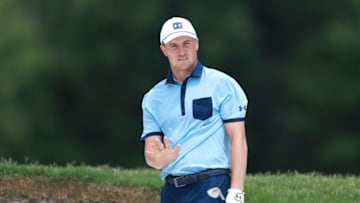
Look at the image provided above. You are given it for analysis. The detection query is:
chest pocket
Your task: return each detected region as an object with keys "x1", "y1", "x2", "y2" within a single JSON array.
[{"x1": 192, "y1": 97, "x2": 213, "y2": 120}]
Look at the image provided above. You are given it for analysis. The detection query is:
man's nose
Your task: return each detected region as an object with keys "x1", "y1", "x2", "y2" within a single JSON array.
[{"x1": 178, "y1": 46, "x2": 186, "y2": 55}]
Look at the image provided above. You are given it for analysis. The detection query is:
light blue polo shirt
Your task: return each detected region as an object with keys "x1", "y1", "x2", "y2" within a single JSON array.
[{"x1": 141, "y1": 61, "x2": 248, "y2": 179}]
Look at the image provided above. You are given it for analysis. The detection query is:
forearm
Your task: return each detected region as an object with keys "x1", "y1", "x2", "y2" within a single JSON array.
[
  {"x1": 225, "y1": 121, "x2": 248, "y2": 191},
  {"x1": 230, "y1": 137, "x2": 248, "y2": 191}
]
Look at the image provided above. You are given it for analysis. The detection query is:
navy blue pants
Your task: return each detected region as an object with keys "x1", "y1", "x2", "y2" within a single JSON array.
[{"x1": 161, "y1": 174, "x2": 230, "y2": 203}]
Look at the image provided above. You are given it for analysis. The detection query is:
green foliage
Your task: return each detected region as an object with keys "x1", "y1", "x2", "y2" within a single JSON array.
[{"x1": 0, "y1": 0, "x2": 359, "y2": 173}]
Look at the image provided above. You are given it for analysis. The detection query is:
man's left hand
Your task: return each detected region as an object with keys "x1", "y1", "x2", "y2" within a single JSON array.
[{"x1": 226, "y1": 188, "x2": 245, "y2": 203}]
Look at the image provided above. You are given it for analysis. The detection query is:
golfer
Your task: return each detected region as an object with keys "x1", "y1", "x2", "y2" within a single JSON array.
[{"x1": 140, "y1": 16, "x2": 248, "y2": 203}]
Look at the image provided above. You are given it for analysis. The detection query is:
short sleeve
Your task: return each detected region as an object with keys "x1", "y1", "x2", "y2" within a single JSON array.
[
  {"x1": 219, "y1": 76, "x2": 248, "y2": 122},
  {"x1": 140, "y1": 94, "x2": 163, "y2": 142}
]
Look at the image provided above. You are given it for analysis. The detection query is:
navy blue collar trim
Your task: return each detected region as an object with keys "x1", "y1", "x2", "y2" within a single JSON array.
[{"x1": 166, "y1": 61, "x2": 203, "y2": 84}]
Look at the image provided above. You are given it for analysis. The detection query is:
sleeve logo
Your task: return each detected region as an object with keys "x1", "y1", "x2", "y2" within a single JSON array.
[{"x1": 238, "y1": 105, "x2": 247, "y2": 112}]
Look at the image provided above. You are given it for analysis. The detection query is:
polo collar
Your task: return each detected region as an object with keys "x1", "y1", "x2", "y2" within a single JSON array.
[{"x1": 166, "y1": 61, "x2": 203, "y2": 84}]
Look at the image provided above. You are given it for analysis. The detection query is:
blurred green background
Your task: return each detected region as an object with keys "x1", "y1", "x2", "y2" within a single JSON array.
[{"x1": 1, "y1": 0, "x2": 359, "y2": 174}]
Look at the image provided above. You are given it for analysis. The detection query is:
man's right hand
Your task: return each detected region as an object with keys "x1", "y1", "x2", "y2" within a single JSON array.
[{"x1": 144, "y1": 136, "x2": 181, "y2": 169}]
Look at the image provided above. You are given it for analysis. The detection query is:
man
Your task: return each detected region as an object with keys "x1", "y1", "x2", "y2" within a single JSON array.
[{"x1": 140, "y1": 16, "x2": 248, "y2": 203}]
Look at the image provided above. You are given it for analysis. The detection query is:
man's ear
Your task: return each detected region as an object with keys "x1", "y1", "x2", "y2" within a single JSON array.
[
  {"x1": 160, "y1": 44, "x2": 168, "y2": 57},
  {"x1": 196, "y1": 39, "x2": 199, "y2": 51}
]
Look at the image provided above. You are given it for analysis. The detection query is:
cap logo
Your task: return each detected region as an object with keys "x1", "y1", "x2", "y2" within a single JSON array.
[{"x1": 172, "y1": 22, "x2": 183, "y2": 30}]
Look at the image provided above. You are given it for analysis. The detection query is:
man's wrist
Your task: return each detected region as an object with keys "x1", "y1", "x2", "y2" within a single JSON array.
[{"x1": 228, "y1": 188, "x2": 243, "y2": 193}]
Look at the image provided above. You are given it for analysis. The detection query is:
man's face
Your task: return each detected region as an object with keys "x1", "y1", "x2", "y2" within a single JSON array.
[{"x1": 160, "y1": 36, "x2": 199, "y2": 74}]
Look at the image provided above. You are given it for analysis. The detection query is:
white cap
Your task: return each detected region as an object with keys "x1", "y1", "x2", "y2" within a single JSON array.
[{"x1": 160, "y1": 17, "x2": 198, "y2": 44}]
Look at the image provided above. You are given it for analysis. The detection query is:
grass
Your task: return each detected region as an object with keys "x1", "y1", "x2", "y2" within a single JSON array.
[
  {"x1": 0, "y1": 159, "x2": 163, "y2": 191},
  {"x1": 0, "y1": 159, "x2": 359, "y2": 202},
  {"x1": 246, "y1": 172, "x2": 360, "y2": 203}
]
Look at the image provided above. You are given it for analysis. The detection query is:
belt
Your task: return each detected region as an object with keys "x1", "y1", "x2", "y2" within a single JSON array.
[{"x1": 166, "y1": 169, "x2": 230, "y2": 188}]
